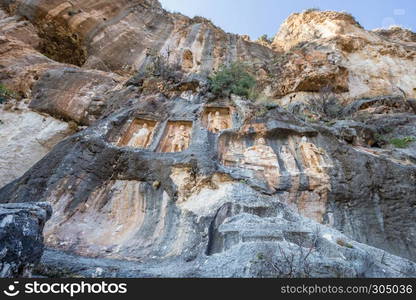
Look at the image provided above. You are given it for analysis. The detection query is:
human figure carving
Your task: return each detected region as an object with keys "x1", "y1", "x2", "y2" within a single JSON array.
[
  {"x1": 299, "y1": 137, "x2": 325, "y2": 174},
  {"x1": 242, "y1": 137, "x2": 280, "y2": 188},
  {"x1": 170, "y1": 125, "x2": 190, "y2": 152},
  {"x1": 208, "y1": 111, "x2": 228, "y2": 133},
  {"x1": 280, "y1": 145, "x2": 299, "y2": 175},
  {"x1": 128, "y1": 123, "x2": 152, "y2": 148},
  {"x1": 243, "y1": 138, "x2": 279, "y2": 170}
]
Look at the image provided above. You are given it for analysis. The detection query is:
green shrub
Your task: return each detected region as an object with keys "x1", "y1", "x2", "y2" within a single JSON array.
[
  {"x1": 256, "y1": 253, "x2": 266, "y2": 260},
  {"x1": 0, "y1": 84, "x2": 13, "y2": 104},
  {"x1": 390, "y1": 137, "x2": 416, "y2": 148},
  {"x1": 258, "y1": 34, "x2": 272, "y2": 44},
  {"x1": 209, "y1": 62, "x2": 257, "y2": 99}
]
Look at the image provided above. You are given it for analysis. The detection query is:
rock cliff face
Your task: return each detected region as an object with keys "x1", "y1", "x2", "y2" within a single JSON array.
[
  {"x1": 270, "y1": 10, "x2": 416, "y2": 102},
  {"x1": 0, "y1": 0, "x2": 415, "y2": 277},
  {"x1": 0, "y1": 203, "x2": 51, "y2": 277}
]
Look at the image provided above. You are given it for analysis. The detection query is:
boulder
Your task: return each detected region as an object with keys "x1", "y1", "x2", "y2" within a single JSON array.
[{"x1": 0, "y1": 202, "x2": 52, "y2": 278}]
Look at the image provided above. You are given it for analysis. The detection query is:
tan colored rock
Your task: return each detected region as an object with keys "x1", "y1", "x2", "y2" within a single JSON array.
[
  {"x1": 4, "y1": 0, "x2": 273, "y2": 76},
  {"x1": 299, "y1": 137, "x2": 326, "y2": 174},
  {"x1": 267, "y1": 10, "x2": 416, "y2": 101},
  {"x1": 373, "y1": 26, "x2": 416, "y2": 45},
  {"x1": 118, "y1": 119, "x2": 157, "y2": 149},
  {"x1": 279, "y1": 145, "x2": 299, "y2": 175},
  {"x1": 0, "y1": 106, "x2": 72, "y2": 188},
  {"x1": 0, "y1": 36, "x2": 57, "y2": 99},
  {"x1": 44, "y1": 180, "x2": 153, "y2": 258},
  {"x1": 158, "y1": 122, "x2": 192, "y2": 153},
  {"x1": 221, "y1": 137, "x2": 281, "y2": 190},
  {"x1": 272, "y1": 10, "x2": 368, "y2": 52},
  {"x1": 205, "y1": 108, "x2": 232, "y2": 134}
]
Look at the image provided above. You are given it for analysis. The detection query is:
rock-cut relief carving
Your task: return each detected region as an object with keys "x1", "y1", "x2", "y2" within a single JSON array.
[
  {"x1": 294, "y1": 136, "x2": 332, "y2": 224},
  {"x1": 118, "y1": 119, "x2": 157, "y2": 149},
  {"x1": 299, "y1": 136, "x2": 329, "y2": 175},
  {"x1": 279, "y1": 145, "x2": 300, "y2": 175},
  {"x1": 243, "y1": 137, "x2": 281, "y2": 188},
  {"x1": 158, "y1": 121, "x2": 192, "y2": 153},
  {"x1": 242, "y1": 138, "x2": 278, "y2": 171},
  {"x1": 221, "y1": 136, "x2": 280, "y2": 189},
  {"x1": 203, "y1": 107, "x2": 232, "y2": 134}
]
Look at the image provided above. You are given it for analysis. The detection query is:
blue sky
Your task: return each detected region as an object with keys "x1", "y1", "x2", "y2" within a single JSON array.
[{"x1": 159, "y1": 0, "x2": 416, "y2": 39}]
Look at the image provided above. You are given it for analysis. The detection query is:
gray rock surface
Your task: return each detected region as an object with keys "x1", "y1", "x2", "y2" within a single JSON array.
[
  {"x1": 1, "y1": 0, "x2": 416, "y2": 278},
  {"x1": 1, "y1": 93, "x2": 415, "y2": 278},
  {"x1": 0, "y1": 202, "x2": 52, "y2": 277}
]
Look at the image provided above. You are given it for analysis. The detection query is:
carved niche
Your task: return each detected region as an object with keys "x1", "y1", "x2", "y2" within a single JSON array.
[
  {"x1": 157, "y1": 121, "x2": 193, "y2": 153},
  {"x1": 202, "y1": 107, "x2": 232, "y2": 134},
  {"x1": 118, "y1": 119, "x2": 157, "y2": 149},
  {"x1": 220, "y1": 136, "x2": 281, "y2": 188}
]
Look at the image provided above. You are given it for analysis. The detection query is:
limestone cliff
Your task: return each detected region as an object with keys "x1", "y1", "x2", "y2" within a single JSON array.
[
  {"x1": 269, "y1": 10, "x2": 416, "y2": 102},
  {"x1": 0, "y1": 1, "x2": 415, "y2": 278}
]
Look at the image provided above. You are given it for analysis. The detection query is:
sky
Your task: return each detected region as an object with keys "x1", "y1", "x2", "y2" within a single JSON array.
[{"x1": 159, "y1": 0, "x2": 416, "y2": 40}]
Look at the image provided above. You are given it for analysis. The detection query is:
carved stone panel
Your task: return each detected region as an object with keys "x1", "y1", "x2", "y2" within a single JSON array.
[
  {"x1": 220, "y1": 136, "x2": 281, "y2": 189},
  {"x1": 118, "y1": 119, "x2": 157, "y2": 149},
  {"x1": 202, "y1": 107, "x2": 232, "y2": 133},
  {"x1": 279, "y1": 145, "x2": 300, "y2": 175},
  {"x1": 158, "y1": 121, "x2": 193, "y2": 153},
  {"x1": 298, "y1": 137, "x2": 328, "y2": 175}
]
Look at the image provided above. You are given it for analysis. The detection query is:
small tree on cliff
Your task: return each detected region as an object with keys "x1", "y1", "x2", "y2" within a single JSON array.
[
  {"x1": 258, "y1": 34, "x2": 272, "y2": 44},
  {"x1": 209, "y1": 62, "x2": 257, "y2": 99}
]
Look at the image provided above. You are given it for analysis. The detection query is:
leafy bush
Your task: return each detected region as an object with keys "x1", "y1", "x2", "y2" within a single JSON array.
[
  {"x1": 390, "y1": 137, "x2": 416, "y2": 148},
  {"x1": 209, "y1": 62, "x2": 257, "y2": 98}
]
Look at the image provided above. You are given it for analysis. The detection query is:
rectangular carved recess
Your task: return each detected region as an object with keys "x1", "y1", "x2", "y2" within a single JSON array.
[
  {"x1": 118, "y1": 118, "x2": 157, "y2": 149},
  {"x1": 157, "y1": 121, "x2": 193, "y2": 153},
  {"x1": 202, "y1": 106, "x2": 232, "y2": 133}
]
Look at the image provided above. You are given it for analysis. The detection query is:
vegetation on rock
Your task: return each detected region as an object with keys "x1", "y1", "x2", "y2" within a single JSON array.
[
  {"x1": 209, "y1": 62, "x2": 257, "y2": 98},
  {"x1": 0, "y1": 84, "x2": 13, "y2": 104},
  {"x1": 257, "y1": 34, "x2": 272, "y2": 44},
  {"x1": 390, "y1": 137, "x2": 416, "y2": 148}
]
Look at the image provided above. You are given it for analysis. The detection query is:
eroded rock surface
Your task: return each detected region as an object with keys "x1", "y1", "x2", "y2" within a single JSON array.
[
  {"x1": 0, "y1": 104, "x2": 73, "y2": 188},
  {"x1": 0, "y1": 202, "x2": 51, "y2": 278},
  {"x1": 0, "y1": 1, "x2": 416, "y2": 278}
]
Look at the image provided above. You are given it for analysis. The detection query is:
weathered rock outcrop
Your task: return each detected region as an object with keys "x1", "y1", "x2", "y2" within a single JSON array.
[
  {"x1": 1, "y1": 0, "x2": 273, "y2": 75},
  {"x1": 269, "y1": 10, "x2": 416, "y2": 102},
  {"x1": 0, "y1": 1, "x2": 415, "y2": 278},
  {"x1": 0, "y1": 202, "x2": 51, "y2": 277},
  {"x1": 0, "y1": 105, "x2": 73, "y2": 188},
  {"x1": 1, "y1": 92, "x2": 415, "y2": 277}
]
